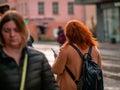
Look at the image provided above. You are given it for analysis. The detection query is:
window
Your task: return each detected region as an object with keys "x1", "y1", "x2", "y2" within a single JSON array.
[
  {"x1": 53, "y1": 2, "x2": 59, "y2": 14},
  {"x1": 38, "y1": 2, "x2": 44, "y2": 14},
  {"x1": 20, "y1": 3, "x2": 26, "y2": 15},
  {"x1": 22, "y1": 3, "x2": 28, "y2": 16},
  {"x1": 68, "y1": 2, "x2": 74, "y2": 14}
]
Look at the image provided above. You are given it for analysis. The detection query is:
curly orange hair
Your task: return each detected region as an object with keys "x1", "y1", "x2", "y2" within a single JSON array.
[{"x1": 64, "y1": 20, "x2": 98, "y2": 50}]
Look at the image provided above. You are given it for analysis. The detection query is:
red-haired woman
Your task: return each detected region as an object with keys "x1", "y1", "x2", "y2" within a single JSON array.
[{"x1": 52, "y1": 20, "x2": 102, "y2": 90}]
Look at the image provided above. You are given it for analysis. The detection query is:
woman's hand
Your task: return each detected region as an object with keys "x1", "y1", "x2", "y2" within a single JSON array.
[
  {"x1": 54, "y1": 53, "x2": 57, "y2": 58},
  {"x1": 51, "y1": 48, "x2": 59, "y2": 58}
]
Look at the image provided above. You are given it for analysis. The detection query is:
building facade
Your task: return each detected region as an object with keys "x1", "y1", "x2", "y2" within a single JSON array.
[
  {"x1": 75, "y1": 0, "x2": 120, "y2": 43},
  {"x1": 0, "y1": 0, "x2": 97, "y2": 41}
]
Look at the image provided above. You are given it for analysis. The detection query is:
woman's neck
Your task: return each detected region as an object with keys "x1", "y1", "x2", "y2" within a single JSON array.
[
  {"x1": 3, "y1": 46, "x2": 23, "y2": 65},
  {"x1": 3, "y1": 46, "x2": 22, "y2": 54}
]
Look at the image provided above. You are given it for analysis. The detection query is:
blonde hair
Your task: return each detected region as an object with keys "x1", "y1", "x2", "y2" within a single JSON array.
[{"x1": 0, "y1": 10, "x2": 29, "y2": 47}]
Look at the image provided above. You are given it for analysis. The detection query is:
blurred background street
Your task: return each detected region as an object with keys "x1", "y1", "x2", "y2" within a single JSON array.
[
  {"x1": 1, "y1": 0, "x2": 120, "y2": 44},
  {"x1": 33, "y1": 41, "x2": 120, "y2": 90}
]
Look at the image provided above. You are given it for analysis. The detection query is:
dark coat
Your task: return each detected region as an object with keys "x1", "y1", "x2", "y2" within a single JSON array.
[
  {"x1": 57, "y1": 30, "x2": 66, "y2": 45},
  {"x1": 0, "y1": 46, "x2": 59, "y2": 90}
]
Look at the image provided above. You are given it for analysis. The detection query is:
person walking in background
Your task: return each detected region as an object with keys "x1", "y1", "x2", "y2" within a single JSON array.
[
  {"x1": 0, "y1": 4, "x2": 10, "y2": 20},
  {"x1": 27, "y1": 34, "x2": 34, "y2": 47},
  {"x1": 0, "y1": 4, "x2": 10, "y2": 15},
  {"x1": 57, "y1": 26, "x2": 66, "y2": 46},
  {"x1": 0, "y1": 10, "x2": 59, "y2": 90},
  {"x1": 52, "y1": 20, "x2": 102, "y2": 90}
]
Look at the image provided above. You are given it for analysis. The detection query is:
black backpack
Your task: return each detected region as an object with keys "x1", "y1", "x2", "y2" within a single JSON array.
[{"x1": 66, "y1": 44, "x2": 104, "y2": 90}]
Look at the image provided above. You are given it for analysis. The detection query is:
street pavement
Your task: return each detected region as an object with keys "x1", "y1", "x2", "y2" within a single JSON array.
[
  {"x1": 33, "y1": 41, "x2": 120, "y2": 90},
  {"x1": 98, "y1": 43, "x2": 120, "y2": 81}
]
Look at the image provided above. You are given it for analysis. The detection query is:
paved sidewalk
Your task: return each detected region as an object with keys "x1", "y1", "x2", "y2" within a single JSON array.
[
  {"x1": 98, "y1": 43, "x2": 120, "y2": 50},
  {"x1": 35, "y1": 41, "x2": 120, "y2": 50},
  {"x1": 97, "y1": 42, "x2": 120, "y2": 80}
]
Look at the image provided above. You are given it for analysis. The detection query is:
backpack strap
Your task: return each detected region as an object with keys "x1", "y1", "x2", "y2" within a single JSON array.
[
  {"x1": 65, "y1": 44, "x2": 83, "y2": 81},
  {"x1": 71, "y1": 44, "x2": 93, "y2": 60},
  {"x1": 70, "y1": 44, "x2": 83, "y2": 58},
  {"x1": 88, "y1": 46, "x2": 92, "y2": 55},
  {"x1": 20, "y1": 53, "x2": 28, "y2": 90},
  {"x1": 66, "y1": 44, "x2": 92, "y2": 81},
  {"x1": 86, "y1": 46, "x2": 92, "y2": 60},
  {"x1": 65, "y1": 66, "x2": 76, "y2": 80}
]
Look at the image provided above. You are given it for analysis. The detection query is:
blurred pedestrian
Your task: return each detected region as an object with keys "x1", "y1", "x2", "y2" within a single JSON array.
[
  {"x1": 57, "y1": 26, "x2": 66, "y2": 46},
  {"x1": 0, "y1": 4, "x2": 9, "y2": 20},
  {"x1": 27, "y1": 35, "x2": 34, "y2": 47},
  {"x1": 52, "y1": 20, "x2": 102, "y2": 90},
  {"x1": 0, "y1": 10, "x2": 59, "y2": 90},
  {"x1": 0, "y1": 4, "x2": 9, "y2": 15}
]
